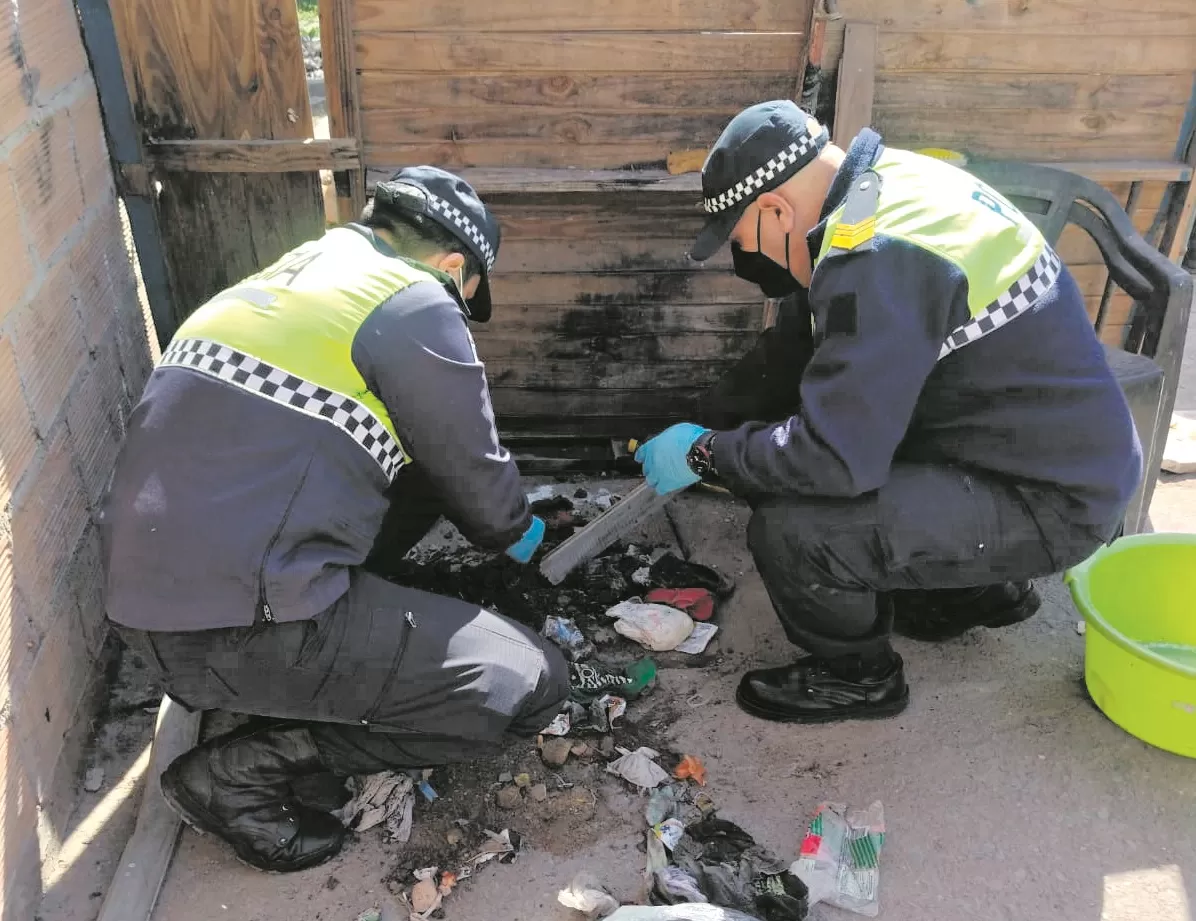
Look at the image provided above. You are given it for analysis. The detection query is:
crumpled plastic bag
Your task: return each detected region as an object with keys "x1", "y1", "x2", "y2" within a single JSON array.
[
  {"x1": 332, "y1": 772, "x2": 415, "y2": 842},
  {"x1": 605, "y1": 601, "x2": 694, "y2": 652},
  {"x1": 558, "y1": 872, "x2": 621, "y2": 919},
  {"x1": 790, "y1": 801, "x2": 885, "y2": 917},
  {"x1": 605, "y1": 906, "x2": 762, "y2": 921},
  {"x1": 607, "y1": 746, "x2": 672, "y2": 790}
]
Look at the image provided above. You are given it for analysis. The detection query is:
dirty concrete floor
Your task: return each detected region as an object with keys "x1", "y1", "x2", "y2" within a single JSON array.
[{"x1": 110, "y1": 479, "x2": 1190, "y2": 921}]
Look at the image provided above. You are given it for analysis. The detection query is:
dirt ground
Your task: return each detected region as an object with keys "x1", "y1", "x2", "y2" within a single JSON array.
[{"x1": 43, "y1": 464, "x2": 1196, "y2": 921}]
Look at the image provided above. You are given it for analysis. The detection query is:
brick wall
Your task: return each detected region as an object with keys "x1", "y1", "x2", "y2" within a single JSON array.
[{"x1": 0, "y1": 1, "x2": 153, "y2": 917}]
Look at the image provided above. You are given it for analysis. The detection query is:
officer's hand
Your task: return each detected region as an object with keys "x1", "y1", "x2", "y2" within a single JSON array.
[
  {"x1": 634, "y1": 422, "x2": 710, "y2": 495},
  {"x1": 505, "y1": 516, "x2": 545, "y2": 563}
]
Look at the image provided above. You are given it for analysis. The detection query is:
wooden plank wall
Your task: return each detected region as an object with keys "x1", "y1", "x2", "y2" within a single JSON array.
[
  {"x1": 479, "y1": 191, "x2": 762, "y2": 435},
  {"x1": 354, "y1": 0, "x2": 812, "y2": 170},
  {"x1": 110, "y1": 0, "x2": 325, "y2": 328},
  {"x1": 815, "y1": 0, "x2": 1196, "y2": 348}
]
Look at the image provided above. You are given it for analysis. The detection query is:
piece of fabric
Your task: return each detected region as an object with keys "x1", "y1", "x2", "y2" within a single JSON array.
[
  {"x1": 713, "y1": 131, "x2": 1141, "y2": 533},
  {"x1": 745, "y1": 462, "x2": 1111, "y2": 659},
  {"x1": 115, "y1": 567, "x2": 569, "y2": 752},
  {"x1": 101, "y1": 228, "x2": 529, "y2": 632}
]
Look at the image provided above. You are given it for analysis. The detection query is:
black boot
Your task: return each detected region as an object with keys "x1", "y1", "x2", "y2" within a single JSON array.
[
  {"x1": 891, "y1": 581, "x2": 1041, "y2": 642},
  {"x1": 736, "y1": 653, "x2": 909, "y2": 724},
  {"x1": 160, "y1": 724, "x2": 346, "y2": 873}
]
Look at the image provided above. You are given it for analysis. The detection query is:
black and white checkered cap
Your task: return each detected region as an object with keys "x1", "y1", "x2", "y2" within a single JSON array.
[
  {"x1": 373, "y1": 166, "x2": 501, "y2": 322},
  {"x1": 690, "y1": 100, "x2": 829, "y2": 262}
]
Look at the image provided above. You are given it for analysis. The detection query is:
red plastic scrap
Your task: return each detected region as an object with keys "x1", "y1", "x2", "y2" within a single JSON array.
[
  {"x1": 644, "y1": 587, "x2": 715, "y2": 622},
  {"x1": 674, "y1": 754, "x2": 707, "y2": 786}
]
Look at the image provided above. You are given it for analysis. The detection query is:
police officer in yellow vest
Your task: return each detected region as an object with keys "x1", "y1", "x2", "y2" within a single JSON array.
[
  {"x1": 636, "y1": 101, "x2": 1141, "y2": 724},
  {"x1": 99, "y1": 167, "x2": 568, "y2": 872}
]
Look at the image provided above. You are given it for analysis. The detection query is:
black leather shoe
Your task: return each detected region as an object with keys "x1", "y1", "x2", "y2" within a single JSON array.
[
  {"x1": 736, "y1": 656, "x2": 909, "y2": 724},
  {"x1": 892, "y1": 581, "x2": 1041, "y2": 642},
  {"x1": 161, "y1": 725, "x2": 345, "y2": 873}
]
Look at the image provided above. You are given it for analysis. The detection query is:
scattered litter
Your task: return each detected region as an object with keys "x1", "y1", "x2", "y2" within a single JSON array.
[
  {"x1": 589, "y1": 694, "x2": 627, "y2": 732},
  {"x1": 543, "y1": 711, "x2": 572, "y2": 736},
  {"x1": 497, "y1": 786, "x2": 522, "y2": 809},
  {"x1": 653, "y1": 867, "x2": 706, "y2": 903},
  {"x1": 593, "y1": 490, "x2": 615, "y2": 511},
  {"x1": 543, "y1": 616, "x2": 595, "y2": 662},
  {"x1": 550, "y1": 771, "x2": 575, "y2": 790},
  {"x1": 645, "y1": 785, "x2": 678, "y2": 825},
  {"x1": 333, "y1": 772, "x2": 416, "y2": 842},
  {"x1": 417, "y1": 779, "x2": 438, "y2": 802},
  {"x1": 607, "y1": 747, "x2": 671, "y2": 790},
  {"x1": 673, "y1": 755, "x2": 707, "y2": 786},
  {"x1": 460, "y1": 828, "x2": 520, "y2": 877},
  {"x1": 83, "y1": 767, "x2": 105, "y2": 792},
  {"x1": 498, "y1": 771, "x2": 514, "y2": 784},
  {"x1": 605, "y1": 600, "x2": 695, "y2": 652},
  {"x1": 541, "y1": 736, "x2": 574, "y2": 767},
  {"x1": 653, "y1": 818, "x2": 686, "y2": 850},
  {"x1": 526, "y1": 484, "x2": 557, "y2": 503},
  {"x1": 558, "y1": 872, "x2": 621, "y2": 919},
  {"x1": 645, "y1": 587, "x2": 716, "y2": 622},
  {"x1": 356, "y1": 910, "x2": 382, "y2": 921},
  {"x1": 592, "y1": 627, "x2": 618, "y2": 645},
  {"x1": 791, "y1": 801, "x2": 885, "y2": 917},
  {"x1": 623, "y1": 658, "x2": 658, "y2": 699},
  {"x1": 411, "y1": 874, "x2": 440, "y2": 914},
  {"x1": 675, "y1": 623, "x2": 719, "y2": 656},
  {"x1": 530, "y1": 782, "x2": 549, "y2": 803},
  {"x1": 515, "y1": 772, "x2": 532, "y2": 788},
  {"x1": 632, "y1": 566, "x2": 653, "y2": 587},
  {"x1": 650, "y1": 554, "x2": 735, "y2": 598},
  {"x1": 1076, "y1": 621, "x2": 1087, "y2": 635},
  {"x1": 571, "y1": 661, "x2": 637, "y2": 698},
  {"x1": 694, "y1": 792, "x2": 717, "y2": 818},
  {"x1": 446, "y1": 828, "x2": 463, "y2": 846},
  {"x1": 606, "y1": 907, "x2": 763, "y2": 920}
]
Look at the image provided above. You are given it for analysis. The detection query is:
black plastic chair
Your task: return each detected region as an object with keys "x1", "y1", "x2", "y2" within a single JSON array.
[{"x1": 966, "y1": 161, "x2": 1193, "y2": 534}]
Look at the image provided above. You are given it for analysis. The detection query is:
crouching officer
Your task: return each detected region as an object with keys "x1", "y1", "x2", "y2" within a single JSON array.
[
  {"x1": 636, "y1": 101, "x2": 1142, "y2": 724},
  {"x1": 99, "y1": 167, "x2": 568, "y2": 871}
]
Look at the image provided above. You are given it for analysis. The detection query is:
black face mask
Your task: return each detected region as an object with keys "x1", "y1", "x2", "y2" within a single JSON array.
[{"x1": 731, "y1": 211, "x2": 802, "y2": 298}]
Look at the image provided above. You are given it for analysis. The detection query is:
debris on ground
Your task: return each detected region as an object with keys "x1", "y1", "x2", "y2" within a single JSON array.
[
  {"x1": 541, "y1": 736, "x2": 574, "y2": 767},
  {"x1": 558, "y1": 872, "x2": 622, "y2": 919},
  {"x1": 334, "y1": 772, "x2": 416, "y2": 843},
  {"x1": 530, "y1": 782, "x2": 549, "y2": 803},
  {"x1": 645, "y1": 588, "x2": 716, "y2": 622},
  {"x1": 604, "y1": 906, "x2": 764, "y2": 920},
  {"x1": 606, "y1": 601, "x2": 695, "y2": 652},
  {"x1": 675, "y1": 623, "x2": 719, "y2": 655},
  {"x1": 673, "y1": 755, "x2": 707, "y2": 786},
  {"x1": 791, "y1": 801, "x2": 885, "y2": 917},
  {"x1": 544, "y1": 616, "x2": 596, "y2": 661},
  {"x1": 648, "y1": 554, "x2": 736, "y2": 598},
  {"x1": 496, "y1": 786, "x2": 523, "y2": 810},
  {"x1": 83, "y1": 766, "x2": 106, "y2": 792},
  {"x1": 607, "y1": 747, "x2": 672, "y2": 790},
  {"x1": 397, "y1": 830, "x2": 520, "y2": 920}
]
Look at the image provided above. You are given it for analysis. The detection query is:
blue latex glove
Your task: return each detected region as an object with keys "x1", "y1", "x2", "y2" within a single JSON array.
[
  {"x1": 505, "y1": 515, "x2": 545, "y2": 563},
  {"x1": 634, "y1": 423, "x2": 710, "y2": 495}
]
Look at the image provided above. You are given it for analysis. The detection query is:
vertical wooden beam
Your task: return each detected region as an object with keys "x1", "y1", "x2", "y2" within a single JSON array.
[
  {"x1": 832, "y1": 21, "x2": 877, "y2": 148},
  {"x1": 76, "y1": 0, "x2": 177, "y2": 348},
  {"x1": 320, "y1": 0, "x2": 366, "y2": 223}
]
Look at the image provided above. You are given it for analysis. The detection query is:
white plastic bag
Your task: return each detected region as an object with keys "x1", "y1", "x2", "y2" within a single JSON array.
[
  {"x1": 790, "y1": 801, "x2": 885, "y2": 917},
  {"x1": 605, "y1": 600, "x2": 694, "y2": 651},
  {"x1": 605, "y1": 906, "x2": 762, "y2": 921}
]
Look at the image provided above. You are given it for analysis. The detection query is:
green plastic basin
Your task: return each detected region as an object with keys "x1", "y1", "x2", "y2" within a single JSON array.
[{"x1": 1065, "y1": 533, "x2": 1196, "y2": 758}]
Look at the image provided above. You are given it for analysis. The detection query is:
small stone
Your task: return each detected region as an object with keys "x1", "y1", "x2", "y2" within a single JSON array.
[
  {"x1": 541, "y1": 737, "x2": 573, "y2": 767},
  {"x1": 497, "y1": 786, "x2": 523, "y2": 809},
  {"x1": 83, "y1": 767, "x2": 105, "y2": 793},
  {"x1": 324, "y1": 875, "x2": 340, "y2": 891},
  {"x1": 529, "y1": 783, "x2": 549, "y2": 803},
  {"x1": 1076, "y1": 621, "x2": 1087, "y2": 635},
  {"x1": 514, "y1": 772, "x2": 532, "y2": 788},
  {"x1": 599, "y1": 735, "x2": 616, "y2": 756},
  {"x1": 574, "y1": 488, "x2": 588, "y2": 499},
  {"x1": 411, "y1": 878, "x2": 439, "y2": 913},
  {"x1": 446, "y1": 829, "x2": 463, "y2": 846},
  {"x1": 498, "y1": 771, "x2": 513, "y2": 784},
  {"x1": 571, "y1": 742, "x2": 591, "y2": 758}
]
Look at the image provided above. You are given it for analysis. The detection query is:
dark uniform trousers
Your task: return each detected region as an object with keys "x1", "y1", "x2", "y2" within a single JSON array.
[
  {"x1": 697, "y1": 300, "x2": 1114, "y2": 663},
  {"x1": 115, "y1": 465, "x2": 569, "y2": 771}
]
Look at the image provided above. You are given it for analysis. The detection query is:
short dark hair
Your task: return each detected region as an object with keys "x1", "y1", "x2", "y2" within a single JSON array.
[{"x1": 360, "y1": 198, "x2": 483, "y2": 280}]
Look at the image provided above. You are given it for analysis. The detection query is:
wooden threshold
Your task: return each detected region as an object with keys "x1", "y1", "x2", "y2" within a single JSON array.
[
  {"x1": 1032, "y1": 160, "x2": 1193, "y2": 184},
  {"x1": 145, "y1": 138, "x2": 361, "y2": 173}
]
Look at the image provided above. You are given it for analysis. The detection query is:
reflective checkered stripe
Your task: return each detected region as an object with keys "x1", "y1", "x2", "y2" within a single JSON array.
[
  {"x1": 160, "y1": 338, "x2": 408, "y2": 481},
  {"x1": 938, "y1": 246, "x2": 1062, "y2": 360},
  {"x1": 427, "y1": 194, "x2": 496, "y2": 271},
  {"x1": 703, "y1": 127, "x2": 828, "y2": 214}
]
